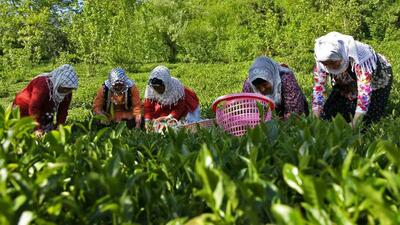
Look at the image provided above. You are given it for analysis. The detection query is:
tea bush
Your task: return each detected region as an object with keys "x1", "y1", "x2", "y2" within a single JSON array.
[{"x1": 0, "y1": 105, "x2": 399, "y2": 224}]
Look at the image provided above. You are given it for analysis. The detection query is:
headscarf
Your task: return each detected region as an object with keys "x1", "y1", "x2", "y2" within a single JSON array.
[
  {"x1": 248, "y1": 56, "x2": 288, "y2": 105},
  {"x1": 314, "y1": 32, "x2": 377, "y2": 75},
  {"x1": 41, "y1": 64, "x2": 78, "y2": 110},
  {"x1": 104, "y1": 68, "x2": 134, "y2": 93},
  {"x1": 144, "y1": 66, "x2": 185, "y2": 107}
]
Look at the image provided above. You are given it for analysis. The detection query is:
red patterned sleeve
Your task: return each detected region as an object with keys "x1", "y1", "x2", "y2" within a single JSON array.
[
  {"x1": 29, "y1": 80, "x2": 50, "y2": 124},
  {"x1": 170, "y1": 98, "x2": 187, "y2": 120},
  {"x1": 144, "y1": 99, "x2": 155, "y2": 120},
  {"x1": 56, "y1": 94, "x2": 72, "y2": 125}
]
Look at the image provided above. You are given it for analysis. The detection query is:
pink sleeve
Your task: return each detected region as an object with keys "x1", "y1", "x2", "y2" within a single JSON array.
[
  {"x1": 354, "y1": 64, "x2": 372, "y2": 114},
  {"x1": 312, "y1": 65, "x2": 328, "y2": 113}
]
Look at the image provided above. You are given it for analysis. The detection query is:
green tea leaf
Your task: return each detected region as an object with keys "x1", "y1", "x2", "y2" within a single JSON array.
[
  {"x1": 283, "y1": 164, "x2": 304, "y2": 195},
  {"x1": 272, "y1": 204, "x2": 305, "y2": 225}
]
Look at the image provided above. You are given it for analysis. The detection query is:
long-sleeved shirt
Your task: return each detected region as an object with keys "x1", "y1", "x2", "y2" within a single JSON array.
[
  {"x1": 144, "y1": 87, "x2": 199, "y2": 120},
  {"x1": 93, "y1": 85, "x2": 142, "y2": 121},
  {"x1": 13, "y1": 76, "x2": 72, "y2": 130},
  {"x1": 242, "y1": 71, "x2": 308, "y2": 119},
  {"x1": 312, "y1": 64, "x2": 372, "y2": 114}
]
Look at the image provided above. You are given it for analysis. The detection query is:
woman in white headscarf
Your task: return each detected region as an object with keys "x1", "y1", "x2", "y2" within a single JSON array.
[
  {"x1": 144, "y1": 66, "x2": 200, "y2": 129},
  {"x1": 13, "y1": 64, "x2": 78, "y2": 135},
  {"x1": 93, "y1": 68, "x2": 142, "y2": 129},
  {"x1": 242, "y1": 56, "x2": 309, "y2": 119},
  {"x1": 312, "y1": 32, "x2": 393, "y2": 127}
]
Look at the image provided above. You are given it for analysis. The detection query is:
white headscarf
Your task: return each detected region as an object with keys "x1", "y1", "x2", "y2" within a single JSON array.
[
  {"x1": 144, "y1": 66, "x2": 185, "y2": 107},
  {"x1": 41, "y1": 64, "x2": 78, "y2": 110},
  {"x1": 104, "y1": 68, "x2": 134, "y2": 93},
  {"x1": 314, "y1": 32, "x2": 377, "y2": 75},
  {"x1": 248, "y1": 56, "x2": 288, "y2": 105}
]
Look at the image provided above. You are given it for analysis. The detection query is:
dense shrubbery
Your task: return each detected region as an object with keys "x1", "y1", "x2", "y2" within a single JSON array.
[{"x1": 0, "y1": 105, "x2": 400, "y2": 224}]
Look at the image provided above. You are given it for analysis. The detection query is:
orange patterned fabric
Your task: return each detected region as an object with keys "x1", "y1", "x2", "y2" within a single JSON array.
[{"x1": 93, "y1": 85, "x2": 142, "y2": 121}]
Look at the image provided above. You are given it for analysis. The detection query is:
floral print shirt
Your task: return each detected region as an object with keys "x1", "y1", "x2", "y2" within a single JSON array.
[{"x1": 312, "y1": 64, "x2": 372, "y2": 114}]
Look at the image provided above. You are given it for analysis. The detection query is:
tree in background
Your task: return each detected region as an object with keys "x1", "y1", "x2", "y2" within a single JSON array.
[
  {"x1": 0, "y1": 0, "x2": 79, "y2": 80},
  {"x1": 1, "y1": 0, "x2": 399, "y2": 76}
]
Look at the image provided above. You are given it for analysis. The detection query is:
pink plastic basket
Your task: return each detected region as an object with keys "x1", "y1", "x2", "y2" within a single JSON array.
[{"x1": 212, "y1": 93, "x2": 275, "y2": 136}]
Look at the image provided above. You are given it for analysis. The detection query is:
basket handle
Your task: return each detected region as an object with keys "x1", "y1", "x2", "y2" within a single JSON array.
[{"x1": 212, "y1": 93, "x2": 275, "y2": 112}]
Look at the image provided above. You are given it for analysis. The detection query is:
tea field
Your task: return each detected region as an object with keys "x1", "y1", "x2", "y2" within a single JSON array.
[
  {"x1": 0, "y1": 59, "x2": 400, "y2": 225},
  {"x1": 2, "y1": 0, "x2": 400, "y2": 223}
]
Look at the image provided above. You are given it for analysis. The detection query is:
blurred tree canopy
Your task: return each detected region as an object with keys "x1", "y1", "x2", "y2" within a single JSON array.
[{"x1": 1, "y1": 0, "x2": 399, "y2": 74}]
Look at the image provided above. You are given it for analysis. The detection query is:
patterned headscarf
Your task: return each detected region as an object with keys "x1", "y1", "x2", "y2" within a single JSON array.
[
  {"x1": 314, "y1": 32, "x2": 377, "y2": 75},
  {"x1": 42, "y1": 64, "x2": 78, "y2": 110},
  {"x1": 248, "y1": 56, "x2": 287, "y2": 105},
  {"x1": 144, "y1": 66, "x2": 185, "y2": 107},
  {"x1": 104, "y1": 68, "x2": 134, "y2": 93}
]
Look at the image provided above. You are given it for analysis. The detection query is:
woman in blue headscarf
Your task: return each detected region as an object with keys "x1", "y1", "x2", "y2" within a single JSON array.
[{"x1": 242, "y1": 56, "x2": 309, "y2": 119}]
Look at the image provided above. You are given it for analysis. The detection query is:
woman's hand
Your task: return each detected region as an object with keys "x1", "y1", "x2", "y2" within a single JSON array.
[
  {"x1": 135, "y1": 115, "x2": 142, "y2": 129},
  {"x1": 155, "y1": 115, "x2": 173, "y2": 123},
  {"x1": 312, "y1": 110, "x2": 321, "y2": 118},
  {"x1": 350, "y1": 113, "x2": 363, "y2": 129},
  {"x1": 145, "y1": 120, "x2": 153, "y2": 132},
  {"x1": 34, "y1": 130, "x2": 44, "y2": 138},
  {"x1": 154, "y1": 116, "x2": 167, "y2": 123}
]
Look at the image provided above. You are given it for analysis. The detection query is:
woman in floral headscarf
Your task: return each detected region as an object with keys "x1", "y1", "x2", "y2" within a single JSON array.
[
  {"x1": 312, "y1": 32, "x2": 393, "y2": 127},
  {"x1": 13, "y1": 64, "x2": 79, "y2": 135},
  {"x1": 93, "y1": 68, "x2": 142, "y2": 129},
  {"x1": 242, "y1": 56, "x2": 309, "y2": 119},
  {"x1": 144, "y1": 66, "x2": 200, "y2": 128}
]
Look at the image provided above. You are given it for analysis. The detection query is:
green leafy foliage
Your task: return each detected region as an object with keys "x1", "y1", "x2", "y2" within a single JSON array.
[
  {"x1": 0, "y1": 0, "x2": 400, "y2": 224},
  {"x1": 0, "y1": 105, "x2": 399, "y2": 224},
  {"x1": 1, "y1": 0, "x2": 399, "y2": 71}
]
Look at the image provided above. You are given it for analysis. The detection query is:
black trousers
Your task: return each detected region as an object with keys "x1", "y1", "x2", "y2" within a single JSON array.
[{"x1": 321, "y1": 76, "x2": 393, "y2": 126}]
